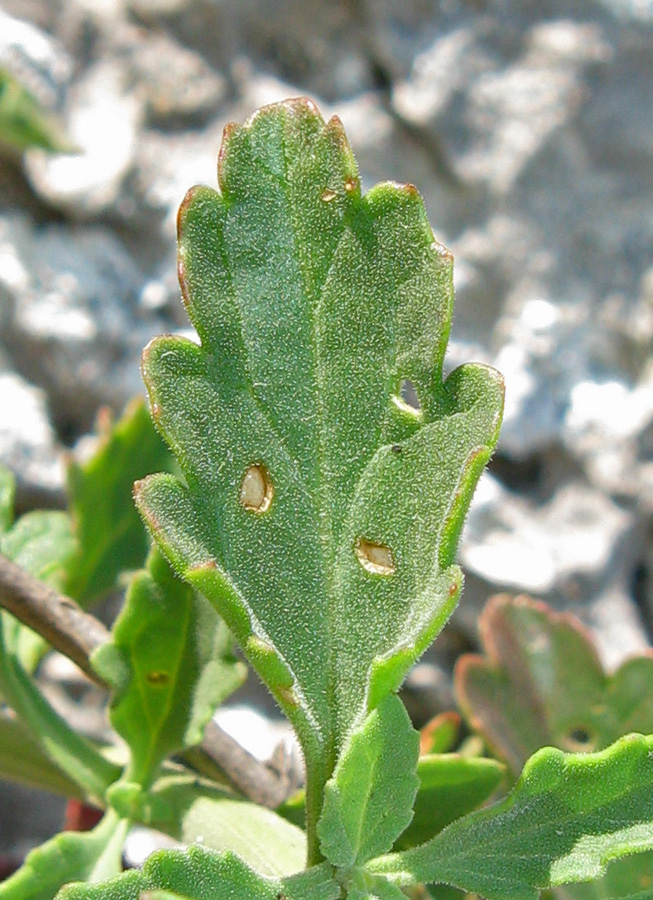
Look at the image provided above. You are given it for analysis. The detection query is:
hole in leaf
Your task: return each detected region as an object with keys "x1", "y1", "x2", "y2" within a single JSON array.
[
  {"x1": 392, "y1": 379, "x2": 422, "y2": 417},
  {"x1": 146, "y1": 671, "x2": 170, "y2": 686},
  {"x1": 355, "y1": 538, "x2": 396, "y2": 576},
  {"x1": 559, "y1": 725, "x2": 598, "y2": 752},
  {"x1": 240, "y1": 463, "x2": 274, "y2": 514},
  {"x1": 321, "y1": 188, "x2": 337, "y2": 202}
]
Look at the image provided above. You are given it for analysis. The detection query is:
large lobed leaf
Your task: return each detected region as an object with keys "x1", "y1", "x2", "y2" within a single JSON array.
[
  {"x1": 368, "y1": 733, "x2": 653, "y2": 900},
  {"x1": 134, "y1": 98, "x2": 503, "y2": 810}
]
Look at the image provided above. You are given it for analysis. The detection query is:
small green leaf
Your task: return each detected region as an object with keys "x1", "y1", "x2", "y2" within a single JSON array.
[
  {"x1": 317, "y1": 693, "x2": 420, "y2": 867},
  {"x1": 0, "y1": 67, "x2": 76, "y2": 156},
  {"x1": 455, "y1": 595, "x2": 653, "y2": 774},
  {"x1": 367, "y1": 734, "x2": 653, "y2": 900},
  {"x1": 0, "y1": 465, "x2": 15, "y2": 534},
  {"x1": 395, "y1": 753, "x2": 504, "y2": 849},
  {"x1": 419, "y1": 712, "x2": 461, "y2": 755},
  {"x1": 66, "y1": 400, "x2": 175, "y2": 605},
  {"x1": 57, "y1": 847, "x2": 340, "y2": 900},
  {"x1": 0, "y1": 810, "x2": 128, "y2": 900},
  {"x1": 92, "y1": 547, "x2": 245, "y2": 787},
  {"x1": 145, "y1": 773, "x2": 306, "y2": 877},
  {"x1": 0, "y1": 711, "x2": 84, "y2": 798},
  {"x1": 1, "y1": 511, "x2": 77, "y2": 669}
]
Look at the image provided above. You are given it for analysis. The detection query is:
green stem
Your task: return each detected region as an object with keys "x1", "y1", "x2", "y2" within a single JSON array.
[
  {"x1": 304, "y1": 753, "x2": 328, "y2": 867},
  {"x1": 0, "y1": 616, "x2": 120, "y2": 803}
]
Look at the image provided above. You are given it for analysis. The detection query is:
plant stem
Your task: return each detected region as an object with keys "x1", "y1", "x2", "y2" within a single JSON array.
[{"x1": 0, "y1": 552, "x2": 109, "y2": 685}]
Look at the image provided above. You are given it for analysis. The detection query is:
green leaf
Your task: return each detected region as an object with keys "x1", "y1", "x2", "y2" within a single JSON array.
[
  {"x1": 0, "y1": 810, "x2": 128, "y2": 900},
  {"x1": 395, "y1": 753, "x2": 504, "y2": 850},
  {"x1": 144, "y1": 773, "x2": 306, "y2": 877},
  {"x1": 0, "y1": 612, "x2": 120, "y2": 802},
  {"x1": 367, "y1": 733, "x2": 653, "y2": 900},
  {"x1": 57, "y1": 847, "x2": 339, "y2": 900},
  {"x1": 92, "y1": 547, "x2": 245, "y2": 786},
  {"x1": 555, "y1": 852, "x2": 653, "y2": 899},
  {"x1": 0, "y1": 711, "x2": 85, "y2": 798},
  {"x1": 1, "y1": 511, "x2": 77, "y2": 670},
  {"x1": 0, "y1": 67, "x2": 76, "y2": 156},
  {"x1": 455, "y1": 595, "x2": 653, "y2": 775},
  {"x1": 66, "y1": 399, "x2": 175, "y2": 605},
  {"x1": 0, "y1": 465, "x2": 15, "y2": 534},
  {"x1": 134, "y1": 98, "x2": 503, "y2": 848},
  {"x1": 419, "y1": 712, "x2": 462, "y2": 755},
  {"x1": 317, "y1": 693, "x2": 419, "y2": 867}
]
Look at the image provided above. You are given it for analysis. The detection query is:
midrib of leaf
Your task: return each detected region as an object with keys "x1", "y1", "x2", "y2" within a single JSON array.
[{"x1": 128, "y1": 585, "x2": 192, "y2": 785}]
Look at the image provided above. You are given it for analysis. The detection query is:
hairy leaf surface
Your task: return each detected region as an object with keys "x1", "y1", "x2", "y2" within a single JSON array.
[
  {"x1": 317, "y1": 693, "x2": 420, "y2": 866},
  {"x1": 134, "y1": 99, "x2": 503, "y2": 813},
  {"x1": 368, "y1": 734, "x2": 653, "y2": 900},
  {"x1": 56, "y1": 847, "x2": 339, "y2": 900}
]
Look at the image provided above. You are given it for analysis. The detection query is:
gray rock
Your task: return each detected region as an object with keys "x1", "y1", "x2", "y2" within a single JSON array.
[
  {"x1": 0, "y1": 213, "x2": 169, "y2": 433},
  {"x1": 0, "y1": 371, "x2": 63, "y2": 502}
]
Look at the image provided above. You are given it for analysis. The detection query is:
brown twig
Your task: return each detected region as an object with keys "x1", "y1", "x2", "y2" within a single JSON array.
[
  {"x1": 0, "y1": 552, "x2": 110, "y2": 686},
  {"x1": 0, "y1": 552, "x2": 289, "y2": 808}
]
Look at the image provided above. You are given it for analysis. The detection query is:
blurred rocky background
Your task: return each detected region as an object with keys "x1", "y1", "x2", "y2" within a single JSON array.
[{"x1": 0, "y1": 0, "x2": 652, "y2": 862}]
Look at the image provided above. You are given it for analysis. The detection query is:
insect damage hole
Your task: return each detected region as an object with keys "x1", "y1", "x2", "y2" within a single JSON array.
[
  {"x1": 392, "y1": 378, "x2": 422, "y2": 417},
  {"x1": 240, "y1": 463, "x2": 274, "y2": 514},
  {"x1": 355, "y1": 538, "x2": 396, "y2": 576}
]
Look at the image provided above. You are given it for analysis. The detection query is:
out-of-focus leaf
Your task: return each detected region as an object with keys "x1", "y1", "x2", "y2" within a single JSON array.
[
  {"x1": 394, "y1": 753, "x2": 504, "y2": 850},
  {"x1": 57, "y1": 847, "x2": 340, "y2": 900},
  {"x1": 0, "y1": 711, "x2": 84, "y2": 798},
  {"x1": 419, "y1": 712, "x2": 461, "y2": 755},
  {"x1": 92, "y1": 547, "x2": 245, "y2": 787},
  {"x1": 0, "y1": 810, "x2": 127, "y2": 900},
  {"x1": 142, "y1": 773, "x2": 306, "y2": 877},
  {"x1": 0, "y1": 67, "x2": 75, "y2": 156},
  {"x1": 66, "y1": 399, "x2": 175, "y2": 605},
  {"x1": 368, "y1": 734, "x2": 653, "y2": 900},
  {"x1": 0, "y1": 465, "x2": 15, "y2": 534},
  {"x1": 455, "y1": 594, "x2": 653, "y2": 774},
  {"x1": 0, "y1": 612, "x2": 120, "y2": 801},
  {"x1": 317, "y1": 694, "x2": 420, "y2": 867}
]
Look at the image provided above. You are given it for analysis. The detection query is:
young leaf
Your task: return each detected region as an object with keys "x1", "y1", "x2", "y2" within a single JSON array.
[
  {"x1": 317, "y1": 693, "x2": 420, "y2": 867},
  {"x1": 134, "y1": 98, "x2": 503, "y2": 846},
  {"x1": 57, "y1": 847, "x2": 340, "y2": 900},
  {"x1": 65, "y1": 400, "x2": 175, "y2": 604},
  {"x1": 0, "y1": 810, "x2": 128, "y2": 900},
  {"x1": 395, "y1": 753, "x2": 504, "y2": 850},
  {"x1": 92, "y1": 547, "x2": 246, "y2": 787},
  {"x1": 455, "y1": 595, "x2": 653, "y2": 774},
  {"x1": 367, "y1": 733, "x2": 653, "y2": 900}
]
